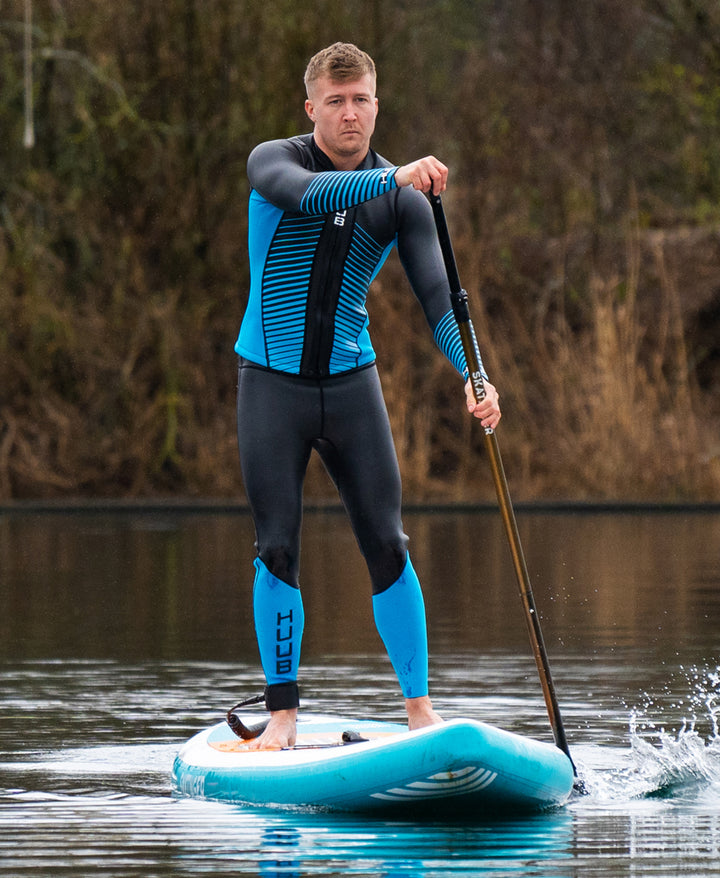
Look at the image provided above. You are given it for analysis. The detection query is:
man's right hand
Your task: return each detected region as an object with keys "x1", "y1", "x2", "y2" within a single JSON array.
[{"x1": 395, "y1": 156, "x2": 448, "y2": 195}]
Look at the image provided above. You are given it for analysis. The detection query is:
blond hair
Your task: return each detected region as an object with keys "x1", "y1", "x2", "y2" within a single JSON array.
[{"x1": 304, "y1": 42, "x2": 376, "y2": 96}]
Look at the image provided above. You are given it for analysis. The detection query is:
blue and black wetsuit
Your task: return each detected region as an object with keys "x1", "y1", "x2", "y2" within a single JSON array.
[{"x1": 235, "y1": 134, "x2": 484, "y2": 710}]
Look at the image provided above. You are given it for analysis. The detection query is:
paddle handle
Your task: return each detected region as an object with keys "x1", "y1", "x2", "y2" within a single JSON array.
[
  {"x1": 428, "y1": 192, "x2": 576, "y2": 775},
  {"x1": 429, "y1": 193, "x2": 489, "y2": 419}
]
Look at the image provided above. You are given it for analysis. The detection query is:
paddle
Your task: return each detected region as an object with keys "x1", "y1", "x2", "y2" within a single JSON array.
[{"x1": 428, "y1": 192, "x2": 580, "y2": 782}]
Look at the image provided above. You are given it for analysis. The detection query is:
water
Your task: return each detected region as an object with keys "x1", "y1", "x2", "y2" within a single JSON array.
[{"x1": 1, "y1": 506, "x2": 719, "y2": 876}]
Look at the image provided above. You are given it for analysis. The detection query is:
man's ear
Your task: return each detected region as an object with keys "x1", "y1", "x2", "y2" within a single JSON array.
[{"x1": 305, "y1": 99, "x2": 315, "y2": 122}]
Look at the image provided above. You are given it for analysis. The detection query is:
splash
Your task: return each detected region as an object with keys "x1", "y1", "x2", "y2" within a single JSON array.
[
  {"x1": 576, "y1": 665, "x2": 720, "y2": 802},
  {"x1": 627, "y1": 665, "x2": 720, "y2": 798}
]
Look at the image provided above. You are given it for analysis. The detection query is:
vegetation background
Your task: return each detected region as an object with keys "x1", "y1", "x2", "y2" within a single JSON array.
[{"x1": 1, "y1": 0, "x2": 719, "y2": 503}]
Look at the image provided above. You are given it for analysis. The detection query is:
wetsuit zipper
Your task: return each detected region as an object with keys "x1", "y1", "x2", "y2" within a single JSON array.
[{"x1": 300, "y1": 209, "x2": 354, "y2": 377}]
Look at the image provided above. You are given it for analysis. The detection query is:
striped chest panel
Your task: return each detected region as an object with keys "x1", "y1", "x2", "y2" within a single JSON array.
[
  {"x1": 329, "y1": 222, "x2": 389, "y2": 372},
  {"x1": 260, "y1": 209, "x2": 393, "y2": 376},
  {"x1": 261, "y1": 214, "x2": 325, "y2": 373}
]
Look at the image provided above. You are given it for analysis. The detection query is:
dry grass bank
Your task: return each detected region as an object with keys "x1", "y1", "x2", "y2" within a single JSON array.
[
  {"x1": 2, "y1": 0, "x2": 720, "y2": 502},
  {"x1": 368, "y1": 222, "x2": 720, "y2": 503}
]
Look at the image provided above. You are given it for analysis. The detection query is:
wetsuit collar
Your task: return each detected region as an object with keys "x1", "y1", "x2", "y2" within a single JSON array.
[{"x1": 310, "y1": 135, "x2": 375, "y2": 172}]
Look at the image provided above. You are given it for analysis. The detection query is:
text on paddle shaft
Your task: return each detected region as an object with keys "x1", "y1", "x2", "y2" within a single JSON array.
[{"x1": 275, "y1": 610, "x2": 294, "y2": 675}]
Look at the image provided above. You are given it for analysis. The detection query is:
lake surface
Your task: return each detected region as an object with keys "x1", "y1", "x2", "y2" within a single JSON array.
[{"x1": 1, "y1": 505, "x2": 719, "y2": 876}]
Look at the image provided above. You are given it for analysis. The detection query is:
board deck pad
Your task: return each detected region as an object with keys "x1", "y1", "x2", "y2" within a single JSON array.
[
  {"x1": 209, "y1": 728, "x2": 397, "y2": 753},
  {"x1": 173, "y1": 715, "x2": 574, "y2": 815}
]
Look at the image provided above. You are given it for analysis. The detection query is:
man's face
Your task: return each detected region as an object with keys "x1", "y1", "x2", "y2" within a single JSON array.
[{"x1": 305, "y1": 74, "x2": 379, "y2": 170}]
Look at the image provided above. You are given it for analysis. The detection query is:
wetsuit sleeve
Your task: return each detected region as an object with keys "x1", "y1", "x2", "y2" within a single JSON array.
[
  {"x1": 396, "y1": 188, "x2": 488, "y2": 380},
  {"x1": 247, "y1": 139, "x2": 400, "y2": 215}
]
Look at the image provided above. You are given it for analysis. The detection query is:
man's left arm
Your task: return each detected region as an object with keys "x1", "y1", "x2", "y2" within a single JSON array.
[{"x1": 395, "y1": 189, "x2": 501, "y2": 430}]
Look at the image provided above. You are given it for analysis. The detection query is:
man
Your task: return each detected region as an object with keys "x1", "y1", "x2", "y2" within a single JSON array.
[{"x1": 235, "y1": 42, "x2": 501, "y2": 749}]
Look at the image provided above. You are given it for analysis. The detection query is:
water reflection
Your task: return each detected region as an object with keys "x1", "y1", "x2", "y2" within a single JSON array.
[
  {"x1": 1, "y1": 507, "x2": 719, "y2": 877},
  {"x1": 0, "y1": 782, "x2": 577, "y2": 878},
  {"x1": 2, "y1": 508, "x2": 719, "y2": 663},
  {"x1": 3, "y1": 777, "x2": 718, "y2": 877},
  {"x1": 249, "y1": 808, "x2": 576, "y2": 878}
]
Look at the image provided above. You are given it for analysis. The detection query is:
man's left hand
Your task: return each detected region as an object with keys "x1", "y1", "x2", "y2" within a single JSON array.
[{"x1": 465, "y1": 378, "x2": 501, "y2": 431}]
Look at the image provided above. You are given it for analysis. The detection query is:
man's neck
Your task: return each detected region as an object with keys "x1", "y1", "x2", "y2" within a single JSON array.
[{"x1": 313, "y1": 135, "x2": 368, "y2": 171}]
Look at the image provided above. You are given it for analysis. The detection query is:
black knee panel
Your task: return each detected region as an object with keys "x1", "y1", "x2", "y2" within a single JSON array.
[{"x1": 258, "y1": 546, "x2": 299, "y2": 586}]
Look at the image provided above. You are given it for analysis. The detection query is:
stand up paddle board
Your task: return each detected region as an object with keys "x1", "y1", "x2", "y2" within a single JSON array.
[{"x1": 172, "y1": 715, "x2": 574, "y2": 814}]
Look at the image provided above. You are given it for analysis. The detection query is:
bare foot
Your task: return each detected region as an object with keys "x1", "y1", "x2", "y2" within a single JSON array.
[
  {"x1": 405, "y1": 695, "x2": 443, "y2": 731},
  {"x1": 246, "y1": 708, "x2": 298, "y2": 750}
]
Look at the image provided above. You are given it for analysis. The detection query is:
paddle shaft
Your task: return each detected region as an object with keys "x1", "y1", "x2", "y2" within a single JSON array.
[{"x1": 428, "y1": 192, "x2": 576, "y2": 774}]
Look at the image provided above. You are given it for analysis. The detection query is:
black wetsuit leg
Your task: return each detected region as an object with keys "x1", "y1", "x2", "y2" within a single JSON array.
[
  {"x1": 236, "y1": 361, "x2": 407, "y2": 592},
  {"x1": 236, "y1": 361, "x2": 314, "y2": 586},
  {"x1": 312, "y1": 366, "x2": 408, "y2": 593}
]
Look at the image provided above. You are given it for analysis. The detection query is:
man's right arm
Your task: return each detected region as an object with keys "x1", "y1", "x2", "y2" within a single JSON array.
[
  {"x1": 247, "y1": 139, "x2": 318, "y2": 213},
  {"x1": 248, "y1": 139, "x2": 399, "y2": 215}
]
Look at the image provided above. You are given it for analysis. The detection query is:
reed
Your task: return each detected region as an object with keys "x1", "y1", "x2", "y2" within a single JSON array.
[
  {"x1": 2, "y1": 0, "x2": 719, "y2": 502},
  {"x1": 369, "y1": 223, "x2": 720, "y2": 503}
]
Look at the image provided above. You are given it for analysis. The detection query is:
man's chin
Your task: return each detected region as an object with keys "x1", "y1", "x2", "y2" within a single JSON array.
[{"x1": 335, "y1": 138, "x2": 369, "y2": 157}]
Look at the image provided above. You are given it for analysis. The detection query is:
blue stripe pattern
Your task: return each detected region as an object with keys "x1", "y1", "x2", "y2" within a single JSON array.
[
  {"x1": 330, "y1": 224, "x2": 389, "y2": 372},
  {"x1": 301, "y1": 167, "x2": 397, "y2": 215},
  {"x1": 433, "y1": 310, "x2": 486, "y2": 380},
  {"x1": 262, "y1": 214, "x2": 325, "y2": 372}
]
